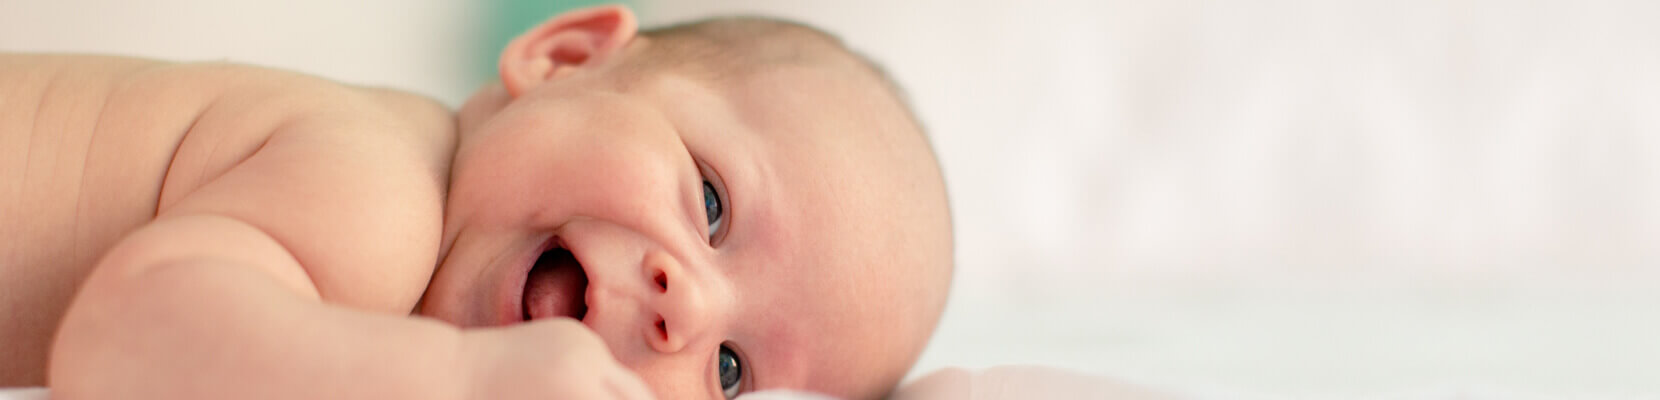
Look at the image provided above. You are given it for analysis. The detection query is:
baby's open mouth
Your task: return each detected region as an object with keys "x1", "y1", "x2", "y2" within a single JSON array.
[{"x1": 522, "y1": 239, "x2": 589, "y2": 322}]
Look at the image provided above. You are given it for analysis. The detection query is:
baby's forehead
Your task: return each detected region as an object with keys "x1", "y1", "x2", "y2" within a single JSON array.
[
  {"x1": 622, "y1": 35, "x2": 887, "y2": 104},
  {"x1": 639, "y1": 60, "x2": 874, "y2": 102},
  {"x1": 623, "y1": 60, "x2": 911, "y2": 154}
]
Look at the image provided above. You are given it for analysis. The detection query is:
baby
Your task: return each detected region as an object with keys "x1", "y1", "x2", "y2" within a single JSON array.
[{"x1": 0, "y1": 5, "x2": 952, "y2": 400}]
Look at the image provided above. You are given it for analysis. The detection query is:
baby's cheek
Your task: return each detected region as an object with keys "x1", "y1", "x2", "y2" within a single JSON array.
[
  {"x1": 558, "y1": 148, "x2": 685, "y2": 220},
  {"x1": 613, "y1": 356, "x2": 711, "y2": 399},
  {"x1": 737, "y1": 391, "x2": 839, "y2": 400}
]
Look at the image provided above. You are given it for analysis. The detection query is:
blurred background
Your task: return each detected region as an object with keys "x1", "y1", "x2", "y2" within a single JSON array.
[{"x1": 5, "y1": 0, "x2": 1658, "y2": 397}]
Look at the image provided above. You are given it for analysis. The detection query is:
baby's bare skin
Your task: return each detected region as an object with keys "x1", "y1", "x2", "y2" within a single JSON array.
[
  {"x1": 0, "y1": 54, "x2": 182, "y2": 384},
  {"x1": 1, "y1": 53, "x2": 655, "y2": 399},
  {"x1": 0, "y1": 45, "x2": 667, "y2": 400},
  {"x1": 0, "y1": 53, "x2": 463, "y2": 388}
]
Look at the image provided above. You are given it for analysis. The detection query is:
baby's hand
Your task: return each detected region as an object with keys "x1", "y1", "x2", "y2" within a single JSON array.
[{"x1": 462, "y1": 318, "x2": 655, "y2": 400}]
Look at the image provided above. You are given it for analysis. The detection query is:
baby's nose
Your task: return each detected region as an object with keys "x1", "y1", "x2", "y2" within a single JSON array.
[{"x1": 642, "y1": 251, "x2": 715, "y2": 354}]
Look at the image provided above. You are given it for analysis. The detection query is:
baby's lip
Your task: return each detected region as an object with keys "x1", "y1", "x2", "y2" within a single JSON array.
[{"x1": 554, "y1": 235, "x2": 603, "y2": 332}]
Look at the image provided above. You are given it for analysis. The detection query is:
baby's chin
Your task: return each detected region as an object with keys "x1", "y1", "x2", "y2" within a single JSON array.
[
  {"x1": 410, "y1": 277, "x2": 482, "y2": 326},
  {"x1": 408, "y1": 292, "x2": 453, "y2": 321}
]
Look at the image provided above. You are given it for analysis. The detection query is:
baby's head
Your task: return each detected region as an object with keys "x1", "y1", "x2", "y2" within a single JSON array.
[{"x1": 418, "y1": 5, "x2": 952, "y2": 399}]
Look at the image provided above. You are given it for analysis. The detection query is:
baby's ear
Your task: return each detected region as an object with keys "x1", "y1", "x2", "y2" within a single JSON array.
[{"x1": 498, "y1": 4, "x2": 638, "y2": 97}]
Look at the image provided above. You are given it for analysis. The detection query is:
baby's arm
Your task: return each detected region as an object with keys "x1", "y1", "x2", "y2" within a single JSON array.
[
  {"x1": 43, "y1": 63, "x2": 647, "y2": 399},
  {"x1": 55, "y1": 219, "x2": 644, "y2": 399},
  {"x1": 53, "y1": 215, "x2": 467, "y2": 398}
]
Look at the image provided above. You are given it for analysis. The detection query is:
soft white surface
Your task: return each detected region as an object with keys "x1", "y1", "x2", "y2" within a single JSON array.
[
  {"x1": 0, "y1": 388, "x2": 44, "y2": 400},
  {"x1": 6, "y1": 0, "x2": 1660, "y2": 398}
]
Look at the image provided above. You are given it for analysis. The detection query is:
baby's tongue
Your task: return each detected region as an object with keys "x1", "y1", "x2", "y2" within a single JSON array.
[{"x1": 523, "y1": 252, "x2": 586, "y2": 320}]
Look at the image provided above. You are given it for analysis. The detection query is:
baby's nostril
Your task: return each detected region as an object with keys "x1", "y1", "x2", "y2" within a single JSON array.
[
  {"x1": 654, "y1": 272, "x2": 668, "y2": 292},
  {"x1": 656, "y1": 318, "x2": 669, "y2": 341}
]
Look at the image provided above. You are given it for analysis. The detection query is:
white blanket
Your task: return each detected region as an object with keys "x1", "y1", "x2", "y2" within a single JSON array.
[{"x1": 0, "y1": 388, "x2": 43, "y2": 400}]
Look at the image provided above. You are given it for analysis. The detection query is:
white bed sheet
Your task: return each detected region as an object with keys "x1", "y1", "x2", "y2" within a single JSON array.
[{"x1": 0, "y1": 388, "x2": 43, "y2": 400}]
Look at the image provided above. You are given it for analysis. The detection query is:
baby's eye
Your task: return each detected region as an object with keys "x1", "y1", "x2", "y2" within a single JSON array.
[
  {"x1": 702, "y1": 180, "x2": 724, "y2": 240},
  {"x1": 717, "y1": 344, "x2": 744, "y2": 398}
]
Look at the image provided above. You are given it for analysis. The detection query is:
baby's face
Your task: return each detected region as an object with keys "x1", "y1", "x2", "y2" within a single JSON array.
[{"x1": 419, "y1": 49, "x2": 950, "y2": 399}]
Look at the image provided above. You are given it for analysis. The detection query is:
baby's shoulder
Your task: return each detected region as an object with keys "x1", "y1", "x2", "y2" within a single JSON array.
[
  {"x1": 0, "y1": 53, "x2": 457, "y2": 316},
  {"x1": 56, "y1": 55, "x2": 464, "y2": 217},
  {"x1": 144, "y1": 59, "x2": 460, "y2": 309},
  {"x1": 162, "y1": 57, "x2": 456, "y2": 152},
  {"x1": 78, "y1": 53, "x2": 456, "y2": 307}
]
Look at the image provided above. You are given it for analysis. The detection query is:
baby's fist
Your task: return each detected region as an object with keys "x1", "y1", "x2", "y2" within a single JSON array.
[{"x1": 461, "y1": 318, "x2": 655, "y2": 400}]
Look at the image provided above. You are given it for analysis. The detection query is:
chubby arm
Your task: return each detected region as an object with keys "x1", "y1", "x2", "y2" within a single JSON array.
[
  {"x1": 51, "y1": 215, "x2": 468, "y2": 399},
  {"x1": 53, "y1": 219, "x2": 649, "y2": 400}
]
